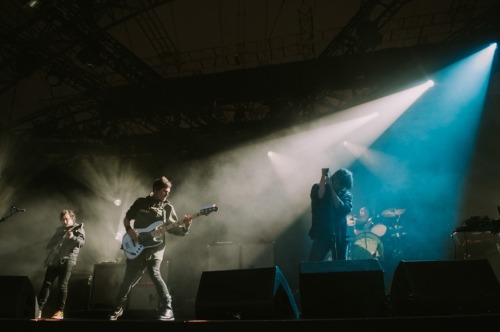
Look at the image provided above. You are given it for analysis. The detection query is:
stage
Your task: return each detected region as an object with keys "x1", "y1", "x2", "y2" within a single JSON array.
[
  {"x1": 4, "y1": 314, "x2": 500, "y2": 332},
  {"x1": 3, "y1": 259, "x2": 500, "y2": 332}
]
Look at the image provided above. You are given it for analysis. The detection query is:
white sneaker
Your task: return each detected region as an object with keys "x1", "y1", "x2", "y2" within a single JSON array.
[{"x1": 51, "y1": 310, "x2": 64, "y2": 319}]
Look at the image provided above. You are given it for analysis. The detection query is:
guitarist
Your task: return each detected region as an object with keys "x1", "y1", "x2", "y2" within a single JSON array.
[
  {"x1": 109, "y1": 176, "x2": 192, "y2": 321},
  {"x1": 37, "y1": 209, "x2": 85, "y2": 319}
]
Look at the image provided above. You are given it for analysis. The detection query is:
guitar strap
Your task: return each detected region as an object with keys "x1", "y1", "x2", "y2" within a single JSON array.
[{"x1": 162, "y1": 205, "x2": 167, "y2": 225}]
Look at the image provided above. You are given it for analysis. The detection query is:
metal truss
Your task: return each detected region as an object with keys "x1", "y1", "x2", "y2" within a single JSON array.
[{"x1": 2, "y1": 0, "x2": 500, "y2": 164}]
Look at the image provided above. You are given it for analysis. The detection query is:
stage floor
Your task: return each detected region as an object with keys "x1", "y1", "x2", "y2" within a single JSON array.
[{"x1": 3, "y1": 314, "x2": 500, "y2": 332}]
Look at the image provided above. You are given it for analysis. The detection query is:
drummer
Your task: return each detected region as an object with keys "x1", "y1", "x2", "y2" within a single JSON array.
[{"x1": 353, "y1": 206, "x2": 374, "y2": 235}]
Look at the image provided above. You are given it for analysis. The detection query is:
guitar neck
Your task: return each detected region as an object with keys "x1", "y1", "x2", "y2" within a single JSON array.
[
  {"x1": 191, "y1": 212, "x2": 203, "y2": 220},
  {"x1": 150, "y1": 205, "x2": 217, "y2": 239},
  {"x1": 153, "y1": 208, "x2": 214, "y2": 237},
  {"x1": 158, "y1": 213, "x2": 198, "y2": 233}
]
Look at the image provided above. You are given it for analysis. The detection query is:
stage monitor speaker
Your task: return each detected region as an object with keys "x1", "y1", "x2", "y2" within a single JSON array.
[
  {"x1": 88, "y1": 261, "x2": 169, "y2": 311},
  {"x1": 88, "y1": 263, "x2": 125, "y2": 310},
  {"x1": 299, "y1": 260, "x2": 387, "y2": 319},
  {"x1": 128, "y1": 273, "x2": 159, "y2": 310},
  {"x1": 65, "y1": 274, "x2": 91, "y2": 317},
  {"x1": 0, "y1": 276, "x2": 36, "y2": 318},
  {"x1": 195, "y1": 266, "x2": 299, "y2": 320},
  {"x1": 389, "y1": 259, "x2": 500, "y2": 316}
]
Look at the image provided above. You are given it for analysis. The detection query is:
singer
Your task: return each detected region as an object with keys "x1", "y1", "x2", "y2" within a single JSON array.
[
  {"x1": 36, "y1": 210, "x2": 85, "y2": 319},
  {"x1": 308, "y1": 168, "x2": 354, "y2": 261}
]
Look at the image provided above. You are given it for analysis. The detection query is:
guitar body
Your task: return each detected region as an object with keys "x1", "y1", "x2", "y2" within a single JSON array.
[
  {"x1": 121, "y1": 204, "x2": 218, "y2": 260},
  {"x1": 122, "y1": 221, "x2": 164, "y2": 259},
  {"x1": 43, "y1": 223, "x2": 83, "y2": 267}
]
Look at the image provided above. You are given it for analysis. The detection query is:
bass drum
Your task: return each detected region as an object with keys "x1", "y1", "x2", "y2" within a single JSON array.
[{"x1": 347, "y1": 232, "x2": 384, "y2": 260}]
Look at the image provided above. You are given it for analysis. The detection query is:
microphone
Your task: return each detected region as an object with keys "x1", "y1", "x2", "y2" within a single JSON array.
[{"x1": 11, "y1": 206, "x2": 26, "y2": 212}]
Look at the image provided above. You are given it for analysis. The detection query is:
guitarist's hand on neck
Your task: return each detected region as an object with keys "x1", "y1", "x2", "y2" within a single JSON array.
[{"x1": 182, "y1": 215, "x2": 193, "y2": 232}]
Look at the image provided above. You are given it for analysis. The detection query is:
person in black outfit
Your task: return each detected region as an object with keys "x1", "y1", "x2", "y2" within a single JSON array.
[
  {"x1": 109, "y1": 176, "x2": 193, "y2": 321},
  {"x1": 308, "y1": 168, "x2": 353, "y2": 261},
  {"x1": 37, "y1": 209, "x2": 85, "y2": 319}
]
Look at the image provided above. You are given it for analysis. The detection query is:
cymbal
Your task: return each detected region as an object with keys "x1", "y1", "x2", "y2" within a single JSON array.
[{"x1": 381, "y1": 208, "x2": 406, "y2": 218}]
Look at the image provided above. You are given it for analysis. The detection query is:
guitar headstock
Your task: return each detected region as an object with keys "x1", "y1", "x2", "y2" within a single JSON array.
[{"x1": 200, "y1": 204, "x2": 218, "y2": 216}]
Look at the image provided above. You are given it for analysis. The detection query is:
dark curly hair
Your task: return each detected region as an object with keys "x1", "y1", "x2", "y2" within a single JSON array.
[{"x1": 331, "y1": 168, "x2": 353, "y2": 190}]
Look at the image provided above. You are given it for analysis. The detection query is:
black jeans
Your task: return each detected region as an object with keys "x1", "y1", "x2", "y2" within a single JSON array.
[
  {"x1": 114, "y1": 257, "x2": 171, "y2": 309},
  {"x1": 309, "y1": 235, "x2": 347, "y2": 261},
  {"x1": 38, "y1": 259, "x2": 76, "y2": 311}
]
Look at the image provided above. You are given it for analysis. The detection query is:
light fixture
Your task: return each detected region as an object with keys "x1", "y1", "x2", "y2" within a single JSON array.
[{"x1": 23, "y1": 0, "x2": 42, "y2": 9}]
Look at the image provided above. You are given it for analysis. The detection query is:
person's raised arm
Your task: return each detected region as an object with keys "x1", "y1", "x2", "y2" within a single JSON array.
[{"x1": 318, "y1": 168, "x2": 329, "y2": 199}]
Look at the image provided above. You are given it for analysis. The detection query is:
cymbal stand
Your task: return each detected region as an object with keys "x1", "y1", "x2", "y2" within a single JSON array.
[{"x1": 390, "y1": 214, "x2": 405, "y2": 258}]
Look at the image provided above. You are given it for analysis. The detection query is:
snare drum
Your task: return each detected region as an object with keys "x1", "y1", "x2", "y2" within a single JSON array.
[{"x1": 347, "y1": 232, "x2": 384, "y2": 260}]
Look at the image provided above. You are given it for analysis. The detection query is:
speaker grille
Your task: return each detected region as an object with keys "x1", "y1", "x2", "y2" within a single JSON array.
[
  {"x1": 0, "y1": 276, "x2": 36, "y2": 318},
  {"x1": 195, "y1": 266, "x2": 298, "y2": 320},
  {"x1": 299, "y1": 260, "x2": 387, "y2": 318},
  {"x1": 389, "y1": 259, "x2": 500, "y2": 315},
  {"x1": 88, "y1": 263, "x2": 125, "y2": 310}
]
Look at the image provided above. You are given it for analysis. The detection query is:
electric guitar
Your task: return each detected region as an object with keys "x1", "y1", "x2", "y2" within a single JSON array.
[
  {"x1": 44, "y1": 223, "x2": 84, "y2": 267},
  {"x1": 121, "y1": 204, "x2": 218, "y2": 260}
]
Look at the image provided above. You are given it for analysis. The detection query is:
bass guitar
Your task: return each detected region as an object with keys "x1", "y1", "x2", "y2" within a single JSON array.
[
  {"x1": 121, "y1": 204, "x2": 218, "y2": 260},
  {"x1": 44, "y1": 223, "x2": 84, "y2": 267}
]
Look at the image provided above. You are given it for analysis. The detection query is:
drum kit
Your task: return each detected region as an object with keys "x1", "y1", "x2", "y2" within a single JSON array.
[{"x1": 346, "y1": 208, "x2": 407, "y2": 261}]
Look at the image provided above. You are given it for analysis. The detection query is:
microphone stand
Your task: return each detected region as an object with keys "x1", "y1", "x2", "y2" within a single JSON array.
[{"x1": 0, "y1": 209, "x2": 23, "y2": 224}]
